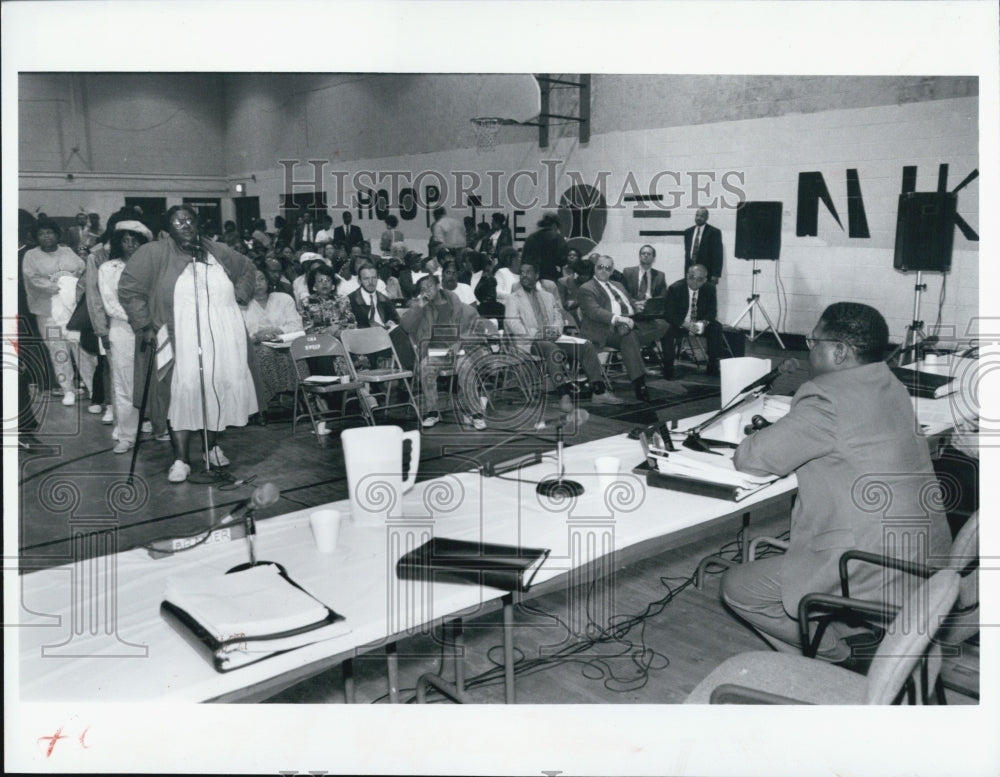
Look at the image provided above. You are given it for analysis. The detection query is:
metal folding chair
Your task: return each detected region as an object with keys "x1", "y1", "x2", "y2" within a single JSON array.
[
  {"x1": 339, "y1": 327, "x2": 421, "y2": 423},
  {"x1": 290, "y1": 333, "x2": 373, "y2": 442}
]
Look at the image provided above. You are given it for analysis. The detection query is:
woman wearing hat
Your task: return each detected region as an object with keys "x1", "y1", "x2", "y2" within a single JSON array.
[{"x1": 97, "y1": 220, "x2": 153, "y2": 453}]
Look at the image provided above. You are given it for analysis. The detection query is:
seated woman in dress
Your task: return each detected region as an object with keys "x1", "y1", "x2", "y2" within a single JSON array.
[{"x1": 242, "y1": 269, "x2": 304, "y2": 419}]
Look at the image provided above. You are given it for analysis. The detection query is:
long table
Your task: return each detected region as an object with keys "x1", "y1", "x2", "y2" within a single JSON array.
[{"x1": 17, "y1": 395, "x2": 951, "y2": 704}]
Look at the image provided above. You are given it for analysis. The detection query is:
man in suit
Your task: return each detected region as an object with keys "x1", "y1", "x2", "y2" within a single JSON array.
[
  {"x1": 505, "y1": 259, "x2": 622, "y2": 405},
  {"x1": 683, "y1": 208, "x2": 724, "y2": 283},
  {"x1": 576, "y1": 255, "x2": 673, "y2": 402},
  {"x1": 622, "y1": 244, "x2": 667, "y2": 303},
  {"x1": 333, "y1": 211, "x2": 364, "y2": 250},
  {"x1": 664, "y1": 263, "x2": 725, "y2": 378},
  {"x1": 348, "y1": 263, "x2": 414, "y2": 370},
  {"x1": 722, "y1": 302, "x2": 951, "y2": 661},
  {"x1": 292, "y1": 210, "x2": 317, "y2": 248}
]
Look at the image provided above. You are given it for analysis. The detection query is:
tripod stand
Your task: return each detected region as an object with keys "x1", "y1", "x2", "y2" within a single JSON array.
[
  {"x1": 885, "y1": 271, "x2": 932, "y2": 366},
  {"x1": 731, "y1": 259, "x2": 785, "y2": 349}
]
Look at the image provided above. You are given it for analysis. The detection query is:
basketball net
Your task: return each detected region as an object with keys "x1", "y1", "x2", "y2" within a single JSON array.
[{"x1": 471, "y1": 117, "x2": 502, "y2": 152}]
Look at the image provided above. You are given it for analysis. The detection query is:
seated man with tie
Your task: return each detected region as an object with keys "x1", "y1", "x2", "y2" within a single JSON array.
[
  {"x1": 347, "y1": 263, "x2": 415, "y2": 370},
  {"x1": 504, "y1": 259, "x2": 623, "y2": 405},
  {"x1": 575, "y1": 255, "x2": 672, "y2": 402},
  {"x1": 622, "y1": 244, "x2": 668, "y2": 305},
  {"x1": 664, "y1": 263, "x2": 725, "y2": 378}
]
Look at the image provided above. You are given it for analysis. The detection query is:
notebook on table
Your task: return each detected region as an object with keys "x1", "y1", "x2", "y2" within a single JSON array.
[{"x1": 396, "y1": 537, "x2": 550, "y2": 593}]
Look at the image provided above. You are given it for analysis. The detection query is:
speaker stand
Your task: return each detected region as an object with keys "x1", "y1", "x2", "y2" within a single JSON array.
[
  {"x1": 731, "y1": 260, "x2": 786, "y2": 349},
  {"x1": 886, "y1": 272, "x2": 929, "y2": 366}
]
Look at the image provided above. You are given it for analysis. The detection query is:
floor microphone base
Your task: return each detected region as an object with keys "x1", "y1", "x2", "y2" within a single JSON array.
[
  {"x1": 187, "y1": 467, "x2": 232, "y2": 485},
  {"x1": 536, "y1": 479, "x2": 585, "y2": 498}
]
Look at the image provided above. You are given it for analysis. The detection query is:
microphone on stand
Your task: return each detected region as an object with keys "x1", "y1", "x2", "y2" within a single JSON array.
[
  {"x1": 536, "y1": 394, "x2": 590, "y2": 498},
  {"x1": 738, "y1": 358, "x2": 799, "y2": 394},
  {"x1": 226, "y1": 482, "x2": 283, "y2": 574}
]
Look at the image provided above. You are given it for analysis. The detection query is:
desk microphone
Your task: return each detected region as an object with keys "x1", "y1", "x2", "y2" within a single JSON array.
[
  {"x1": 145, "y1": 482, "x2": 280, "y2": 559},
  {"x1": 739, "y1": 358, "x2": 799, "y2": 394}
]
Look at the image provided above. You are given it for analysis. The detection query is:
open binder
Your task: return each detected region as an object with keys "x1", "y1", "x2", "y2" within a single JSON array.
[
  {"x1": 161, "y1": 564, "x2": 347, "y2": 672},
  {"x1": 396, "y1": 537, "x2": 550, "y2": 593}
]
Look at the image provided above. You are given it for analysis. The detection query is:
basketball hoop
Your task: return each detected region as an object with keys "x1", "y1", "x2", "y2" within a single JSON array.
[{"x1": 471, "y1": 117, "x2": 503, "y2": 152}]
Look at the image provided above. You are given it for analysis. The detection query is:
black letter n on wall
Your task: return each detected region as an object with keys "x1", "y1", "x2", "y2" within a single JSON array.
[{"x1": 796, "y1": 171, "x2": 870, "y2": 238}]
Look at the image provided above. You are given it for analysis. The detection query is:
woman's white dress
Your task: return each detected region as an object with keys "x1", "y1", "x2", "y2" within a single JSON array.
[{"x1": 169, "y1": 254, "x2": 257, "y2": 431}]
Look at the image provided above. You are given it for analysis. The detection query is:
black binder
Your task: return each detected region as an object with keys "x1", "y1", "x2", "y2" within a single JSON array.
[
  {"x1": 890, "y1": 366, "x2": 954, "y2": 399},
  {"x1": 395, "y1": 537, "x2": 550, "y2": 593}
]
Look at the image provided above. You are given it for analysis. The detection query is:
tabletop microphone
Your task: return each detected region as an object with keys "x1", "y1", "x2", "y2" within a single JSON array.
[
  {"x1": 223, "y1": 481, "x2": 280, "y2": 529},
  {"x1": 739, "y1": 358, "x2": 799, "y2": 394},
  {"x1": 145, "y1": 482, "x2": 280, "y2": 559}
]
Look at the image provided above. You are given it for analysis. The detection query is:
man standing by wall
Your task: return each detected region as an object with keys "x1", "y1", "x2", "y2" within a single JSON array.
[{"x1": 684, "y1": 208, "x2": 724, "y2": 283}]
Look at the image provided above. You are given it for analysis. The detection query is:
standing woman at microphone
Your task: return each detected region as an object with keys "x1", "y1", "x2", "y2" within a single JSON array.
[{"x1": 117, "y1": 205, "x2": 259, "y2": 483}]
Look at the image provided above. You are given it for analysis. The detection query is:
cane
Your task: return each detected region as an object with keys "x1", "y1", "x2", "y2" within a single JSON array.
[{"x1": 128, "y1": 332, "x2": 156, "y2": 485}]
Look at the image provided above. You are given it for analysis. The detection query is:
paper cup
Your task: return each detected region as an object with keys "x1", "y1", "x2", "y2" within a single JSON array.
[
  {"x1": 309, "y1": 508, "x2": 342, "y2": 553},
  {"x1": 720, "y1": 414, "x2": 741, "y2": 443},
  {"x1": 594, "y1": 456, "x2": 622, "y2": 493}
]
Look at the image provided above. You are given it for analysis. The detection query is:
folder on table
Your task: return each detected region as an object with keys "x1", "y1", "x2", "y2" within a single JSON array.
[
  {"x1": 161, "y1": 564, "x2": 347, "y2": 672},
  {"x1": 395, "y1": 537, "x2": 550, "y2": 593}
]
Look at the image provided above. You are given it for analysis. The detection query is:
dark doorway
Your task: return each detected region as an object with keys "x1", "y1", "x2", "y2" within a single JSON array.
[
  {"x1": 124, "y1": 197, "x2": 167, "y2": 235},
  {"x1": 234, "y1": 196, "x2": 261, "y2": 239},
  {"x1": 183, "y1": 197, "x2": 223, "y2": 238}
]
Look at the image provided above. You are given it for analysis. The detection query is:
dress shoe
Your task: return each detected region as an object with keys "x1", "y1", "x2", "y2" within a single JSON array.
[
  {"x1": 634, "y1": 384, "x2": 651, "y2": 403},
  {"x1": 592, "y1": 391, "x2": 624, "y2": 405}
]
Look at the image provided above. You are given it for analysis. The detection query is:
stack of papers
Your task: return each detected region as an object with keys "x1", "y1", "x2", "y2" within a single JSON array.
[
  {"x1": 648, "y1": 447, "x2": 780, "y2": 501},
  {"x1": 162, "y1": 564, "x2": 347, "y2": 671}
]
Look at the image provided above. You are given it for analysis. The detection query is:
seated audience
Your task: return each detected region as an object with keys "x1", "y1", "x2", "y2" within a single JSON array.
[
  {"x1": 722, "y1": 302, "x2": 951, "y2": 661},
  {"x1": 400, "y1": 274, "x2": 488, "y2": 430},
  {"x1": 487, "y1": 212, "x2": 513, "y2": 259},
  {"x1": 622, "y1": 244, "x2": 667, "y2": 303},
  {"x1": 504, "y1": 259, "x2": 622, "y2": 404},
  {"x1": 575, "y1": 255, "x2": 672, "y2": 402},
  {"x1": 664, "y1": 263, "x2": 725, "y2": 378},
  {"x1": 302, "y1": 264, "x2": 356, "y2": 336},
  {"x1": 494, "y1": 247, "x2": 521, "y2": 305},
  {"x1": 241, "y1": 268, "x2": 304, "y2": 418},
  {"x1": 379, "y1": 214, "x2": 404, "y2": 255},
  {"x1": 441, "y1": 260, "x2": 476, "y2": 306}
]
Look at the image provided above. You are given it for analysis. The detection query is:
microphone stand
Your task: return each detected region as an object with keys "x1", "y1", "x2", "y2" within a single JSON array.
[
  {"x1": 682, "y1": 384, "x2": 770, "y2": 454},
  {"x1": 226, "y1": 508, "x2": 285, "y2": 574},
  {"x1": 536, "y1": 424, "x2": 584, "y2": 497},
  {"x1": 185, "y1": 237, "x2": 228, "y2": 485}
]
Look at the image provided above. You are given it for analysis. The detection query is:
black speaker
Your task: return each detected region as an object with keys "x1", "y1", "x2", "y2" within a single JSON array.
[
  {"x1": 735, "y1": 201, "x2": 782, "y2": 260},
  {"x1": 893, "y1": 192, "x2": 956, "y2": 272}
]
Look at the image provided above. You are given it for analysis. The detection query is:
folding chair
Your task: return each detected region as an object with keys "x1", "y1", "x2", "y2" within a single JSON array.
[
  {"x1": 597, "y1": 346, "x2": 626, "y2": 385},
  {"x1": 339, "y1": 327, "x2": 421, "y2": 423},
  {"x1": 290, "y1": 333, "x2": 373, "y2": 442}
]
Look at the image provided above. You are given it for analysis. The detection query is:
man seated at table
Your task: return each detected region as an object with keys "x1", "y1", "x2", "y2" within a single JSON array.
[
  {"x1": 723, "y1": 301, "x2": 951, "y2": 662},
  {"x1": 505, "y1": 259, "x2": 623, "y2": 405},
  {"x1": 575, "y1": 255, "x2": 672, "y2": 402},
  {"x1": 400, "y1": 273, "x2": 488, "y2": 430},
  {"x1": 664, "y1": 263, "x2": 725, "y2": 378}
]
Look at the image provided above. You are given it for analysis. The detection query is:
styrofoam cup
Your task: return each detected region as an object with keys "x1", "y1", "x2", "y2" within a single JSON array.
[
  {"x1": 309, "y1": 508, "x2": 342, "y2": 553},
  {"x1": 594, "y1": 456, "x2": 621, "y2": 492}
]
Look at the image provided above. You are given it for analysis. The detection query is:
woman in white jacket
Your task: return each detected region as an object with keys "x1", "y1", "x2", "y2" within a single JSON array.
[{"x1": 98, "y1": 220, "x2": 153, "y2": 453}]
